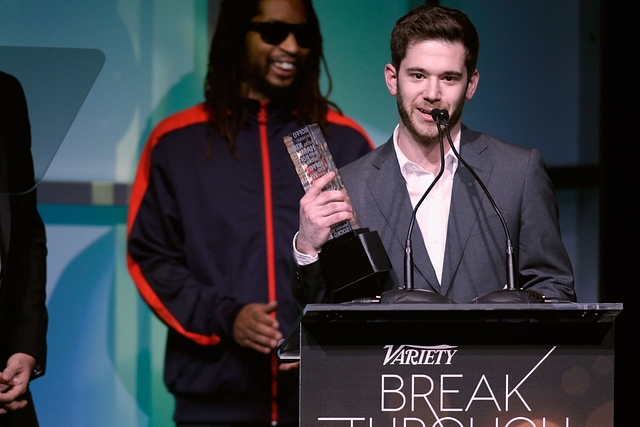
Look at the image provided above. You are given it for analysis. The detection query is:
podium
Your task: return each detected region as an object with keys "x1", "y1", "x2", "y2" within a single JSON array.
[{"x1": 288, "y1": 303, "x2": 621, "y2": 426}]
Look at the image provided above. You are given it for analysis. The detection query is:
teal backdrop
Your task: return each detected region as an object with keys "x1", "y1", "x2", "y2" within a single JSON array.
[{"x1": 0, "y1": 1, "x2": 599, "y2": 426}]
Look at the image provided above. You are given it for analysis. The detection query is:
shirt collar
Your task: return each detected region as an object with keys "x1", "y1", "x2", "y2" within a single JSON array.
[{"x1": 392, "y1": 125, "x2": 461, "y2": 180}]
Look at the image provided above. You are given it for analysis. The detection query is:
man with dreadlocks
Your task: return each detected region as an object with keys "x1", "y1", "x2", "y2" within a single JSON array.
[{"x1": 126, "y1": 0, "x2": 372, "y2": 425}]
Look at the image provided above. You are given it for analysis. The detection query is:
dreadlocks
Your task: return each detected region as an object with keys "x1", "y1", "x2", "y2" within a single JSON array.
[{"x1": 204, "y1": 0, "x2": 339, "y2": 156}]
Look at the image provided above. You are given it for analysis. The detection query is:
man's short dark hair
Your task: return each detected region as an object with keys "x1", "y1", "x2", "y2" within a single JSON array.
[{"x1": 390, "y1": 5, "x2": 479, "y2": 79}]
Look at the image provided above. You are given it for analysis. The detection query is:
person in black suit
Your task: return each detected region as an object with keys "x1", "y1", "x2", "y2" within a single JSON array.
[{"x1": 0, "y1": 71, "x2": 48, "y2": 427}]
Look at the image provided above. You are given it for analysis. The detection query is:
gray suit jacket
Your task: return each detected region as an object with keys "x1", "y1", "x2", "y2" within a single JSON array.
[{"x1": 294, "y1": 126, "x2": 575, "y2": 305}]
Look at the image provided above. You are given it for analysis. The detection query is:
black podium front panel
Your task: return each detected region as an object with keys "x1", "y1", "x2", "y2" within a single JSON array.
[{"x1": 299, "y1": 303, "x2": 621, "y2": 427}]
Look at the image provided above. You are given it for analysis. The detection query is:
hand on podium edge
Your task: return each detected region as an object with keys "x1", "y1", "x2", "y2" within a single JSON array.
[{"x1": 278, "y1": 361, "x2": 300, "y2": 371}]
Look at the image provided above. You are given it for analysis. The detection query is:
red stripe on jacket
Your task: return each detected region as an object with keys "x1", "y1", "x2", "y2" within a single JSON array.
[
  {"x1": 256, "y1": 102, "x2": 281, "y2": 425},
  {"x1": 126, "y1": 104, "x2": 221, "y2": 346},
  {"x1": 326, "y1": 109, "x2": 375, "y2": 150}
]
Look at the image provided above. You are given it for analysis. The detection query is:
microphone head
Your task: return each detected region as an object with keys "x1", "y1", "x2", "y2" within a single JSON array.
[{"x1": 431, "y1": 109, "x2": 449, "y2": 122}]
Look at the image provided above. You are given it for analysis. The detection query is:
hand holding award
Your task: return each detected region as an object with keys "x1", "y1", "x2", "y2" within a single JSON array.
[{"x1": 284, "y1": 124, "x2": 391, "y2": 303}]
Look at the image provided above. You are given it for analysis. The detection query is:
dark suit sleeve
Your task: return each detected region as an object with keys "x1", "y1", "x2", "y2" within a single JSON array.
[
  {"x1": 292, "y1": 260, "x2": 327, "y2": 310},
  {"x1": 517, "y1": 148, "x2": 575, "y2": 301},
  {"x1": 1, "y1": 71, "x2": 48, "y2": 376},
  {"x1": 7, "y1": 189, "x2": 48, "y2": 376}
]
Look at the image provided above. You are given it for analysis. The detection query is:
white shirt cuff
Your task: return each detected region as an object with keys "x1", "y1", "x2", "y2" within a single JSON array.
[{"x1": 293, "y1": 231, "x2": 319, "y2": 266}]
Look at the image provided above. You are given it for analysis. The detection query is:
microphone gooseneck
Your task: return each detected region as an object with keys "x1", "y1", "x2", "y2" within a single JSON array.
[
  {"x1": 380, "y1": 108, "x2": 453, "y2": 304},
  {"x1": 403, "y1": 110, "x2": 448, "y2": 291}
]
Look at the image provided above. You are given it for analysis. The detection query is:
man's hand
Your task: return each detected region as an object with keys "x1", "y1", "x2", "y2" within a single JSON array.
[
  {"x1": 297, "y1": 171, "x2": 354, "y2": 256},
  {"x1": 278, "y1": 361, "x2": 300, "y2": 372},
  {"x1": 0, "y1": 352, "x2": 36, "y2": 414},
  {"x1": 233, "y1": 301, "x2": 283, "y2": 354}
]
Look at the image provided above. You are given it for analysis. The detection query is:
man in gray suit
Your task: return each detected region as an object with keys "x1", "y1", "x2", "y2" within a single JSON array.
[{"x1": 293, "y1": 5, "x2": 575, "y2": 304}]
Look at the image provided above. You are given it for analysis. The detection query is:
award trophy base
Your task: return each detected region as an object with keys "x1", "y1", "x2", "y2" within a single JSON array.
[{"x1": 319, "y1": 228, "x2": 391, "y2": 303}]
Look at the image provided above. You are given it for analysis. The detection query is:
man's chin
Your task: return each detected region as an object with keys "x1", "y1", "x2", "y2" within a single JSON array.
[
  {"x1": 250, "y1": 78, "x2": 296, "y2": 102},
  {"x1": 413, "y1": 134, "x2": 441, "y2": 147},
  {"x1": 403, "y1": 120, "x2": 440, "y2": 143},
  {"x1": 266, "y1": 85, "x2": 298, "y2": 103}
]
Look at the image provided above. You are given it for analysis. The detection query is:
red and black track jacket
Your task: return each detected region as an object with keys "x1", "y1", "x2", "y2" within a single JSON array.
[{"x1": 127, "y1": 100, "x2": 373, "y2": 424}]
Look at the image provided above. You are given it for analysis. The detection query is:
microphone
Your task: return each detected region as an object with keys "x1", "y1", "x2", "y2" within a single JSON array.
[
  {"x1": 435, "y1": 111, "x2": 543, "y2": 303},
  {"x1": 431, "y1": 108, "x2": 449, "y2": 123},
  {"x1": 380, "y1": 109, "x2": 453, "y2": 303}
]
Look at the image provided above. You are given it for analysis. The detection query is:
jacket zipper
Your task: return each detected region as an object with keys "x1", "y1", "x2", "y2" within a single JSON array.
[{"x1": 258, "y1": 101, "x2": 279, "y2": 425}]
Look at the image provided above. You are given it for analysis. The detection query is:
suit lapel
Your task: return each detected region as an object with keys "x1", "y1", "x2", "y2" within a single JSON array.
[
  {"x1": 440, "y1": 127, "x2": 494, "y2": 296},
  {"x1": 367, "y1": 141, "x2": 441, "y2": 291}
]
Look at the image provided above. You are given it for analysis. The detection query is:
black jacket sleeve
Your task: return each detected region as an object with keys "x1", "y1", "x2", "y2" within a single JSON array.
[{"x1": 0, "y1": 71, "x2": 48, "y2": 377}]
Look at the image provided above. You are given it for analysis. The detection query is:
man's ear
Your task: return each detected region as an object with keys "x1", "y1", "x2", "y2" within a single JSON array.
[
  {"x1": 384, "y1": 64, "x2": 398, "y2": 96},
  {"x1": 465, "y1": 69, "x2": 480, "y2": 100}
]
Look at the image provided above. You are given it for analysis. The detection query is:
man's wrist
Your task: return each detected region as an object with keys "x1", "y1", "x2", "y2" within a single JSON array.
[{"x1": 293, "y1": 232, "x2": 319, "y2": 266}]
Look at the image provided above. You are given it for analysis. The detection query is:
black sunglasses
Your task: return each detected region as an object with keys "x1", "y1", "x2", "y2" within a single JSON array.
[{"x1": 248, "y1": 21, "x2": 314, "y2": 48}]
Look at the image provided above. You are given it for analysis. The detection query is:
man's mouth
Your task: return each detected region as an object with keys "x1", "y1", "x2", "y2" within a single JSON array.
[
  {"x1": 273, "y1": 61, "x2": 295, "y2": 71},
  {"x1": 416, "y1": 107, "x2": 435, "y2": 120}
]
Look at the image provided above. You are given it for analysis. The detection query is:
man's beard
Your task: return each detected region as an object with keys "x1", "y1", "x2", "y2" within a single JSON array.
[
  {"x1": 251, "y1": 74, "x2": 299, "y2": 104},
  {"x1": 243, "y1": 56, "x2": 303, "y2": 105},
  {"x1": 396, "y1": 85, "x2": 466, "y2": 147}
]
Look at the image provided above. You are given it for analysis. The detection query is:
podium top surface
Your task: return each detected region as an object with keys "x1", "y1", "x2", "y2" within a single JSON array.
[
  {"x1": 277, "y1": 303, "x2": 622, "y2": 361},
  {"x1": 301, "y1": 302, "x2": 622, "y2": 324}
]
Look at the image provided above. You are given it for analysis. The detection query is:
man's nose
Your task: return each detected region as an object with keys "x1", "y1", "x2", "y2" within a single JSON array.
[
  {"x1": 278, "y1": 32, "x2": 301, "y2": 54},
  {"x1": 421, "y1": 79, "x2": 441, "y2": 102}
]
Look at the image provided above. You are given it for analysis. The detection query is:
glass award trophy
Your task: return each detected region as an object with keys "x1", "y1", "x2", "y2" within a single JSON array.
[{"x1": 284, "y1": 124, "x2": 391, "y2": 302}]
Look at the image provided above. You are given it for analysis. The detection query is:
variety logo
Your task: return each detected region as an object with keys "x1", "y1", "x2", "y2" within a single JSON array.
[{"x1": 382, "y1": 344, "x2": 458, "y2": 366}]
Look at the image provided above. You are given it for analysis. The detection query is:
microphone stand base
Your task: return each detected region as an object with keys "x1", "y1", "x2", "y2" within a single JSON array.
[
  {"x1": 471, "y1": 289, "x2": 544, "y2": 304},
  {"x1": 380, "y1": 288, "x2": 453, "y2": 304}
]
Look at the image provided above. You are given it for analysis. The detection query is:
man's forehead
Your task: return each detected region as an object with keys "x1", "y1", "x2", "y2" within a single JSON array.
[
  {"x1": 401, "y1": 39, "x2": 465, "y2": 66},
  {"x1": 406, "y1": 38, "x2": 466, "y2": 55},
  {"x1": 256, "y1": 0, "x2": 308, "y2": 23}
]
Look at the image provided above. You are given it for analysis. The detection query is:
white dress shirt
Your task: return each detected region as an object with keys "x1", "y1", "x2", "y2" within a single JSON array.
[{"x1": 393, "y1": 125, "x2": 460, "y2": 284}]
